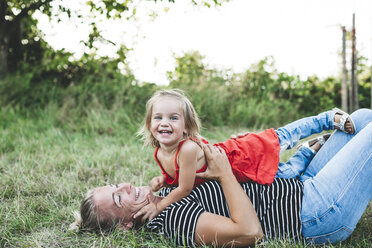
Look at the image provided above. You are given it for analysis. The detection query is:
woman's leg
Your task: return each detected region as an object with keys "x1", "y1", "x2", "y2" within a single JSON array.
[
  {"x1": 276, "y1": 110, "x2": 334, "y2": 153},
  {"x1": 301, "y1": 121, "x2": 372, "y2": 244},
  {"x1": 301, "y1": 108, "x2": 372, "y2": 180}
]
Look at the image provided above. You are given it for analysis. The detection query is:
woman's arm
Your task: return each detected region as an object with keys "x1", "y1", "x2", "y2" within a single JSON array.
[{"x1": 195, "y1": 145, "x2": 263, "y2": 247}]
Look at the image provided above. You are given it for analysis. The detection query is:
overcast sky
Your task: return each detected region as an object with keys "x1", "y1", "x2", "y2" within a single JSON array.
[{"x1": 38, "y1": 0, "x2": 372, "y2": 85}]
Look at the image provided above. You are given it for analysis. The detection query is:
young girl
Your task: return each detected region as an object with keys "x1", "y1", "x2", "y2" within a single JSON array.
[{"x1": 135, "y1": 89, "x2": 355, "y2": 221}]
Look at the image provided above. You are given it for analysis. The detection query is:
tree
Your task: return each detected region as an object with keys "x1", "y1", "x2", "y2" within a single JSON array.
[{"x1": 0, "y1": 0, "x2": 228, "y2": 78}]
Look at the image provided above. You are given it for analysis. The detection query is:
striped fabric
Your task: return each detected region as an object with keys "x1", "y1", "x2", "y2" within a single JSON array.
[{"x1": 147, "y1": 178, "x2": 303, "y2": 247}]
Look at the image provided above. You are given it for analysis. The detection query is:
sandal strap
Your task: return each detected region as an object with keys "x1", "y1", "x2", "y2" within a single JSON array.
[
  {"x1": 332, "y1": 107, "x2": 355, "y2": 134},
  {"x1": 298, "y1": 133, "x2": 331, "y2": 153},
  {"x1": 317, "y1": 136, "x2": 326, "y2": 146},
  {"x1": 338, "y1": 113, "x2": 349, "y2": 132}
]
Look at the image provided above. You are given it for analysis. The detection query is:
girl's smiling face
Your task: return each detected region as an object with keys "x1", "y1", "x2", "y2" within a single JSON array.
[{"x1": 150, "y1": 97, "x2": 187, "y2": 148}]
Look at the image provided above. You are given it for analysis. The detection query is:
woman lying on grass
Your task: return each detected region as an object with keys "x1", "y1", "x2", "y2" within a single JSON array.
[{"x1": 71, "y1": 108, "x2": 372, "y2": 247}]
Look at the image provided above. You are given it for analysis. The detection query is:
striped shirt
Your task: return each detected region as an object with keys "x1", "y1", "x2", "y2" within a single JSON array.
[{"x1": 146, "y1": 178, "x2": 303, "y2": 247}]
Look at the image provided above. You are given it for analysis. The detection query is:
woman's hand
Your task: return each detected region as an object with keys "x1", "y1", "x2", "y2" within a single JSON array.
[
  {"x1": 150, "y1": 175, "x2": 165, "y2": 192},
  {"x1": 230, "y1": 131, "x2": 250, "y2": 139},
  {"x1": 196, "y1": 144, "x2": 233, "y2": 181}
]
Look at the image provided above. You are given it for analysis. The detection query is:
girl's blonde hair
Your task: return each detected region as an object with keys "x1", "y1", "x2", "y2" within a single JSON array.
[{"x1": 138, "y1": 89, "x2": 201, "y2": 147}]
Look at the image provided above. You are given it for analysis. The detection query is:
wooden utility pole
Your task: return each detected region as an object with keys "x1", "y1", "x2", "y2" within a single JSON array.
[
  {"x1": 350, "y1": 13, "x2": 358, "y2": 111},
  {"x1": 341, "y1": 26, "x2": 348, "y2": 112}
]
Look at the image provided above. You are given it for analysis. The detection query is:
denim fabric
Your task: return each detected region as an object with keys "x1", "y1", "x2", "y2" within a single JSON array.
[
  {"x1": 275, "y1": 110, "x2": 334, "y2": 178},
  {"x1": 300, "y1": 108, "x2": 372, "y2": 244},
  {"x1": 276, "y1": 147, "x2": 315, "y2": 179}
]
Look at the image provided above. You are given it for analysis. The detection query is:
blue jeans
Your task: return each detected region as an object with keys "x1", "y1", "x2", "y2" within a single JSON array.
[
  {"x1": 275, "y1": 110, "x2": 335, "y2": 178},
  {"x1": 300, "y1": 108, "x2": 372, "y2": 244}
]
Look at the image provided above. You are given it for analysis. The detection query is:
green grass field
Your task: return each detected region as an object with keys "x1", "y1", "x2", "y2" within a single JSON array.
[{"x1": 1, "y1": 109, "x2": 371, "y2": 247}]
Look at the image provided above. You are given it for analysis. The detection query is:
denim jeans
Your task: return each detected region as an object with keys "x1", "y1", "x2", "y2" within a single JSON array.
[
  {"x1": 275, "y1": 110, "x2": 334, "y2": 178},
  {"x1": 300, "y1": 108, "x2": 372, "y2": 244}
]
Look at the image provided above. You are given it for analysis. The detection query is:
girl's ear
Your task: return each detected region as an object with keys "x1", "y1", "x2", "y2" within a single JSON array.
[{"x1": 118, "y1": 221, "x2": 133, "y2": 231}]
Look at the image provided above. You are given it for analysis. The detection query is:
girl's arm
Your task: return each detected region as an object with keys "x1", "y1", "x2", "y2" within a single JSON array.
[
  {"x1": 156, "y1": 140, "x2": 199, "y2": 210},
  {"x1": 134, "y1": 141, "x2": 200, "y2": 222},
  {"x1": 195, "y1": 145, "x2": 263, "y2": 247}
]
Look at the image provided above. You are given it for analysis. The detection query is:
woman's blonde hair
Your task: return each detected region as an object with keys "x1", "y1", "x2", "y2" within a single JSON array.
[
  {"x1": 138, "y1": 89, "x2": 202, "y2": 147},
  {"x1": 69, "y1": 189, "x2": 118, "y2": 233}
]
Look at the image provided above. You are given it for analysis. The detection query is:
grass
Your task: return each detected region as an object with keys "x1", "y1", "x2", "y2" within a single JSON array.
[{"x1": 0, "y1": 108, "x2": 371, "y2": 248}]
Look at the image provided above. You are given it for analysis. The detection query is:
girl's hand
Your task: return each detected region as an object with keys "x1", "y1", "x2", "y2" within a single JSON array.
[
  {"x1": 133, "y1": 196, "x2": 161, "y2": 222},
  {"x1": 150, "y1": 175, "x2": 165, "y2": 192},
  {"x1": 196, "y1": 145, "x2": 233, "y2": 181}
]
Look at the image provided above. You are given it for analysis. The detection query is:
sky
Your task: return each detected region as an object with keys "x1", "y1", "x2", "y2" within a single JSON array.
[{"x1": 37, "y1": 0, "x2": 372, "y2": 85}]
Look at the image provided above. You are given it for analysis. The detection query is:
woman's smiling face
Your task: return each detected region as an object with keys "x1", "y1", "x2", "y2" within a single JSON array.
[{"x1": 93, "y1": 183, "x2": 154, "y2": 224}]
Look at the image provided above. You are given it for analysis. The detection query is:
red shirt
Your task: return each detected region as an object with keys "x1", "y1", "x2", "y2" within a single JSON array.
[{"x1": 154, "y1": 128, "x2": 280, "y2": 186}]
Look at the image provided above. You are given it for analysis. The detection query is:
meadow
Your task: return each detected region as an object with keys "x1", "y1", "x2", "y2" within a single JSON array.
[
  {"x1": 1, "y1": 106, "x2": 371, "y2": 248},
  {"x1": 2, "y1": 1, "x2": 372, "y2": 246}
]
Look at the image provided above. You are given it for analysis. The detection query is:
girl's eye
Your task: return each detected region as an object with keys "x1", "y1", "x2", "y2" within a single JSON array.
[
  {"x1": 153, "y1": 116, "x2": 161, "y2": 120},
  {"x1": 170, "y1": 116, "x2": 178, "y2": 120}
]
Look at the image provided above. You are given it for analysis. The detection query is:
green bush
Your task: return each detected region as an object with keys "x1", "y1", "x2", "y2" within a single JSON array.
[{"x1": 1, "y1": 50, "x2": 371, "y2": 130}]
